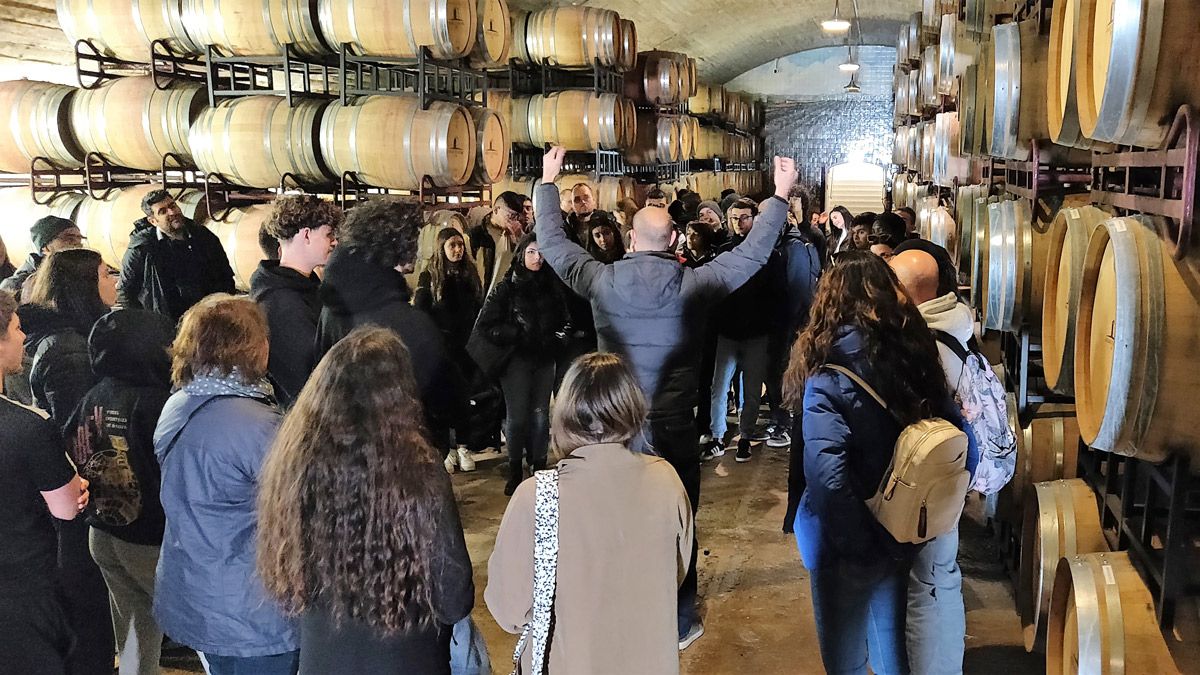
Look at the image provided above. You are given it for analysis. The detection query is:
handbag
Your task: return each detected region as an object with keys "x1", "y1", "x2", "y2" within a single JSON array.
[
  {"x1": 510, "y1": 468, "x2": 560, "y2": 675},
  {"x1": 467, "y1": 326, "x2": 517, "y2": 379}
]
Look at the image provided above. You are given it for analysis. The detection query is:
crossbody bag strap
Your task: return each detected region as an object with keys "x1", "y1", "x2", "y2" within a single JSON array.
[
  {"x1": 510, "y1": 468, "x2": 560, "y2": 675},
  {"x1": 159, "y1": 395, "x2": 242, "y2": 462},
  {"x1": 823, "y1": 364, "x2": 890, "y2": 411}
]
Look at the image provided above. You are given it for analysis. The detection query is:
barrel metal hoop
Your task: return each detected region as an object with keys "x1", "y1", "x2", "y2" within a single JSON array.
[
  {"x1": 1094, "y1": 219, "x2": 1140, "y2": 453},
  {"x1": 1093, "y1": 0, "x2": 1147, "y2": 142},
  {"x1": 1097, "y1": 557, "x2": 1126, "y2": 672},
  {"x1": 1133, "y1": 217, "x2": 1164, "y2": 453},
  {"x1": 1070, "y1": 557, "x2": 1105, "y2": 674}
]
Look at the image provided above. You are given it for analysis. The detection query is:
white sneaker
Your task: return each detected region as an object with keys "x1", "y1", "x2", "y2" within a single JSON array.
[
  {"x1": 678, "y1": 621, "x2": 705, "y2": 650},
  {"x1": 699, "y1": 433, "x2": 713, "y2": 445},
  {"x1": 443, "y1": 453, "x2": 456, "y2": 474},
  {"x1": 456, "y1": 447, "x2": 476, "y2": 472}
]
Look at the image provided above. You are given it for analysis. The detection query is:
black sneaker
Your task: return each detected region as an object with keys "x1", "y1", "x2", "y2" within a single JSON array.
[
  {"x1": 700, "y1": 439, "x2": 726, "y2": 462},
  {"x1": 735, "y1": 438, "x2": 752, "y2": 463},
  {"x1": 766, "y1": 426, "x2": 792, "y2": 448}
]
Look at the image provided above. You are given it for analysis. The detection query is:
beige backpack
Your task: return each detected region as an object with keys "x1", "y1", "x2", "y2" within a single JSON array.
[{"x1": 826, "y1": 365, "x2": 971, "y2": 544}]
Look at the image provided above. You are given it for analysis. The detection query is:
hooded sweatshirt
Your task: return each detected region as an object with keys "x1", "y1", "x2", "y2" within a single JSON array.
[
  {"x1": 316, "y1": 246, "x2": 465, "y2": 426},
  {"x1": 918, "y1": 292, "x2": 976, "y2": 386},
  {"x1": 249, "y1": 260, "x2": 322, "y2": 407},
  {"x1": 64, "y1": 309, "x2": 173, "y2": 545}
]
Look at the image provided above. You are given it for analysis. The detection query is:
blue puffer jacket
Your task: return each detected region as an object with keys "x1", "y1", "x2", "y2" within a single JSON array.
[
  {"x1": 153, "y1": 385, "x2": 298, "y2": 658},
  {"x1": 793, "y1": 326, "x2": 978, "y2": 570}
]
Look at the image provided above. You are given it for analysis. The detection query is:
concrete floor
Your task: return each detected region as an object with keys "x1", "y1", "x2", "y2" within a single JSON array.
[{"x1": 161, "y1": 441, "x2": 1197, "y2": 674}]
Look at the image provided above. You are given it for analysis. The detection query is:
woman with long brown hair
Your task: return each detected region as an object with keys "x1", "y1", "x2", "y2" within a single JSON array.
[
  {"x1": 782, "y1": 250, "x2": 969, "y2": 675},
  {"x1": 258, "y1": 326, "x2": 473, "y2": 675}
]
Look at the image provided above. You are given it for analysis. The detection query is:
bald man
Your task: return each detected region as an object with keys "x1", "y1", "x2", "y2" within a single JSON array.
[
  {"x1": 890, "y1": 247, "x2": 974, "y2": 675},
  {"x1": 535, "y1": 146, "x2": 798, "y2": 649}
]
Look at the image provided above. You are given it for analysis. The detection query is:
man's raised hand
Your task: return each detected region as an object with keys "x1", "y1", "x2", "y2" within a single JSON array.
[
  {"x1": 542, "y1": 146, "x2": 566, "y2": 185},
  {"x1": 773, "y1": 156, "x2": 798, "y2": 198}
]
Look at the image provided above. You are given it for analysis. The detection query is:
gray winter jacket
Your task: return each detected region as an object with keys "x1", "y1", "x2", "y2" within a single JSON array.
[{"x1": 534, "y1": 183, "x2": 789, "y2": 414}]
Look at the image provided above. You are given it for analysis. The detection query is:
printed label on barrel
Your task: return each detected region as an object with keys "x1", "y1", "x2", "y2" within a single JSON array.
[{"x1": 1102, "y1": 563, "x2": 1116, "y2": 586}]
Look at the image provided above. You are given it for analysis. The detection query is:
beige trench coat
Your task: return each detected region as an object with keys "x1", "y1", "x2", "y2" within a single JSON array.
[{"x1": 486, "y1": 443, "x2": 693, "y2": 674}]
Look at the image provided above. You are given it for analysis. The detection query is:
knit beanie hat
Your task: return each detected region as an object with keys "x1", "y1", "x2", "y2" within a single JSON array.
[{"x1": 30, "y1": 216, "x2": 76, "y2": 252}]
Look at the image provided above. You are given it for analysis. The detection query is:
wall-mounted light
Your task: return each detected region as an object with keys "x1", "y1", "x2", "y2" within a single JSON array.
[
  {"x1": 821, "y1": 0, "x2": 852, "y2": 34},
  {"x1": 839, "y1": 44, "x2": 859, "y2": 73}
]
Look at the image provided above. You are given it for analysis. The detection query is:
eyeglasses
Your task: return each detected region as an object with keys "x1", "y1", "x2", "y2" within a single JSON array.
[
  {"x1": 868, "y1": 233, "x2": 896, "y2": 246},
  {"x1": 735, "y1": 214, "x2": 755, "y2": 222}
]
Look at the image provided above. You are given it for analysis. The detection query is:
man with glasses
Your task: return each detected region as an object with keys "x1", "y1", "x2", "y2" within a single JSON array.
[
  {"x1": 869, "y1": 211, "x2": 908, "y2": 261},
  {"x1": 118, "y1": 189, "x2": 235, "y2": 321},
  {"x1": 470, "y1": 191, "x2": 528, "y2": 290},
  {"x1": 1, "y1": 216, "x2": 85, "y2": 300}
]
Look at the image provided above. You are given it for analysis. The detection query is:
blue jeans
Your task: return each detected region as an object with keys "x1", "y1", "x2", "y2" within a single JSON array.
[
  {"x1": 500, "y1": 353, "x2": 556, "y2": 470},
  {"x1": 201, "y1": 650, "x2": 300, "y2": 675},
  {"x1": 907, "y1": 528, "x2": 965, "y2": 674},
  {"x1": 709, "y1": 334, "x2": 769, "y2": 440},
  {"x1": 798, "y1": 538, "x2": 910, "y2": 674}
]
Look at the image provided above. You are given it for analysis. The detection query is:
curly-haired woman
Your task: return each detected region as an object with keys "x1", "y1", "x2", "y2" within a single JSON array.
[
  {"x1": 318, "y1": 198, "x2": 466, "y2": 432},
  {"x1": 258, "y1": 326, "x2": 473, "y2": 675},
  {"x1": 414, "y1": 227, "x2": 485, "y2": 472},
  {"x1": 782, "y1": 251, "x2": 974, "y2": 675},
  {"x1": 153, "y1": 295, "x2": 298, "y2": 675},
  {"x1": 471, "y1": 233, "x2": 570, "y2": 496}
]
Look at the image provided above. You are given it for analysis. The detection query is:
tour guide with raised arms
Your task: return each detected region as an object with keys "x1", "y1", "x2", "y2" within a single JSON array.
[{"x1": 534, "y1": 146, "x2": 798, "y2": 649}]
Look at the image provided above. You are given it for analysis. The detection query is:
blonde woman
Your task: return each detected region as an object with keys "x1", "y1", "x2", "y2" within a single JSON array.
[{"x1": 487, "y1": 353, "x2": 693, "y2": 673}]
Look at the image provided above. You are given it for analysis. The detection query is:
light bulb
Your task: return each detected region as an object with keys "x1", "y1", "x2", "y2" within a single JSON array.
[
  {"x1": 821, "y1": 18, "x2": 851, "y2": 34},
  {"x1": 839, "y1": 61, "x2": 860, "y2": 73}
]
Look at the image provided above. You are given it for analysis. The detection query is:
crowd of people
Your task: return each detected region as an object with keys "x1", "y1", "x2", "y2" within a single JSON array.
[{"x1": 0, "y1": 147, "x2": 1007, "y2": 675}]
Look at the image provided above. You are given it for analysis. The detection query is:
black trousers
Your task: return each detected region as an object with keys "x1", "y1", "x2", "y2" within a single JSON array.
[
  {"x1": 57, "y1": 519, "x2": 114, "y2": 675},
  {"x1": 647, "y1": 409, "x2": 701, "y2": 636},
  {"x1": 500, "y1": 354, "x2": 556, "y2": 470},
  {"x1": 0, "y1": 585, "x2": 72, "y2": 675}
]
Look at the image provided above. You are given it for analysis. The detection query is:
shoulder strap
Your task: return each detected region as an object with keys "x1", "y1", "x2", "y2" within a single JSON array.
[
  {"x1": 511, "y1": 468, "x2": 560, "y2": 675},
  {"x1": 159, "y1": 395, "x2": 241, "y2": 462},
  {"x1": 824, "y1": 364, "x2": 889, "y2": 410},
  {"x1": 933, "y1": 330, "x2": 970, "y2": 363}
]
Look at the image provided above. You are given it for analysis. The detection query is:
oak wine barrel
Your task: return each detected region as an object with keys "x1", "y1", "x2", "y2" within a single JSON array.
[
  {"x1": 1013, "y1": 405, "x2": 1083, "y2": 514},
  {"x1": 933, "y1": 111, "x2": 968, "y2": 186},
  {"x1": 467, "y1": 0, "x2": 511, "y2": 69},
  {"x1": 690, "y1": 83, "x2": 720, "y2": 116},
  {"x1": 1047, "y1": 552, "x2": 1180, "y2": 674},
  {"x1": 1075, "y1": 0, "x2": 1200, "y2": 149},
  {"x1": 906, "y1": 12, "x2": 922, "y2": 63},
  {"x1": 509, "y1": 9, "x2": 532, "y2": 63},
  {"x1": 0, "y1": 80, "x2": 84, "y2": 172},
  {"x1": 57, "y1": 0, "x2": 199, "y2": 61},
  {"x1": 969, "y1": 194, "x2": 998, "y2": 312},
  {"x1": 623, "y1": 52, "x2": 681, "y2": 106},
  {"x1": 190, "y1": 96, "x2": 332, "y2": 188},
  {"x1": 937, "y1": 13, "x2": 976, "y2": 97},
  {"x1": 524, "y1": 6, "x2": 622, "y2": 68},
  {"x1": 1019, "y1": 478, "x2": 1106, "y2": 654},
  {"x1": 469, "y1": 106, "x2": 508, "y2": 185},
  {"x1": 985, "y1": 198, "x2": 1049, "y2": 333},
  {"x1": 991, "y1": 20, "x2": 1049, "y2": 161},
  {"x1": 897, "y1": 24, "x2": 911, "y2": 69},
  {"x1": 625, "y1": 112, "x2": 678, "y2": 165},
  {"x1": 1047, "y1": 0, "x2": 1103, "y2": 150},
  {"x1": 1041, "y1": 205, "x2": 1109, "y2": 395},
  {"x1": 964, "y1": 0, "x2": 994, "y2": 35},
  {"x1": 71, "y1": 76, "x2": 206, "y2": 171},
  {"x1": 958, "y1": 64, "x2": 981, "y2": 155},
  {"x1": 208, "y1": 204, "x2": 274, "y2": 290},
  {"x1": 675, "y1": 115, "x2": 695, "y2": 160},
  {"x1": 954, "y1": 184, "x2": 985, "y2": 271},
  {"x1": 513, "y1": 91, "x2": 629, "y2": 151},
  {"x1": 321, "y1": 95, "x2": 476, "y2": 189},
  {"x1": 321, "y1": 0, "x2": 476, "y2": 61},
  {"x1": 919, "y1": 45, "x2": 939, "y2": 109},
  {"x1": 1075, "y1": 215, "x2": 1200, "y2": 468},
  {"x1": 75, "y1": 185, "x2": 209, "y2": 268},
  {"x1": 617, "y1": 19, "x2": 637, "y2": 73},
  {"x1": 182, "y1": 0, "x2": 328, "y2": 57},
  {"x1": 0, "y1": 189, "x2": 85, "y2": 263}
]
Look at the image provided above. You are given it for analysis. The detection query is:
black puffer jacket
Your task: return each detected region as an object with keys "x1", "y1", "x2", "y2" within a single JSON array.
[
  {"x1": 317, "y1": 246, "x2": 466, "y2": 426},
  {"x1": 118, "y1": 217, "x2": 236, "y2": 321},
  {"x1": 249, "y1": 261, "x2": 322, "y2": 408},
  {"x1": 19, "y1": 304, "x2": 97, "y2": 426},
  {"x1": 0, "y1": 252, "x2": 39, "y2": 298},
  {"x1": 64, "y1": 309, "x2": 173, "y2": 545},
  {"x1": 474, "y1": 263, "x2": 570, "y2": 359},
  {"x1": 413, "y1": 268, "x2": 483, "y2": 353}
]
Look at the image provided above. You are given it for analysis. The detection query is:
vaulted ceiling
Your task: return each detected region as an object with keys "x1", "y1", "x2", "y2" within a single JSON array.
[{"x1": 0, "y1": 0, "x2": 914, "y2": 85}]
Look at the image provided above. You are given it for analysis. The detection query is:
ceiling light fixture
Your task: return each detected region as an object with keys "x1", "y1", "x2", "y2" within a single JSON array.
[
  {"x1": 839, "y1": 44, "x2": 859, "y2": 72},
  {"x1": 821, "y1": 0, "x2": 852, "y2": 34},
  {"x1": 844, "y1": 72, "x2": 861, "y2": 93}
]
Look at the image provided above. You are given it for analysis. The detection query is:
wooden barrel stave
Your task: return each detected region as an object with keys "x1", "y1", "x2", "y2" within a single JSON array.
[
  {"x1": 624, "y1": 52, "x2": 681, "y2": 106},
  {"x1": 1075, "y1": 215, "x2": 1200, "y2": 469},
  {"x1": 1019, "y1": 478, "x2": 1106, "y2": 654},
  {"x1": 1042, "y1": 205, "x2": 1109, "y2": 395},
  {"x1": 190, "y1": 96, "x2": 331, "y2": 188},
  {"x1": 321, "y1": 95, "x2": 475, "y2": 190},
  {"x1": 467, "y1": 0, "x2": 511, "y2": 69},
  {"x1": 71, "y1": 76, "x2": 206, "y2": 171},
  {"x1": 525, "y1": 6, "x2": 620, "y2": 68},
  {"x1": 1047, "y1": 552, "x2": 1180, "y2": 674}
]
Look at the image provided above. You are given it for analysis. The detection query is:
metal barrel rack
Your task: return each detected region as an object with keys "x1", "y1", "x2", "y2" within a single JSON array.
[
  {"x1": 1001, "y1": 139, "x2": 1092, "y2": 228},
  {"x1": 204, "y1": 44, "x2": 339, "y2": 107}
]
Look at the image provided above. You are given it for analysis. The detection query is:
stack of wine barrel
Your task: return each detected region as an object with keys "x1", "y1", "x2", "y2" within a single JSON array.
[
  {"x1": 893, "y1": 2, "x2": 1200, "y2": 673},
  {"x1": 0, "y1": 0, "x2": 765, "y2": 291}
]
